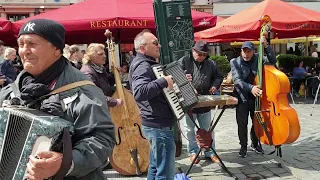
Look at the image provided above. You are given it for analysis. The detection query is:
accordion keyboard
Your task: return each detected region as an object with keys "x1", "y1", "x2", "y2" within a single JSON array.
[
  {"x1": 152, "y1": 61, "x2": 198, "y2": 120},
  {"x1": 153, "y1": 65, "x2": 185, "y2": 120}
]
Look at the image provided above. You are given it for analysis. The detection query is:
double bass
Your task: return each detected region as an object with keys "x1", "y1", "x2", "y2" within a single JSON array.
[
  {"x1": 253, "y1": 15, "x2": 300, "y2": 150},
  {"x1": 104, "y1": 30, "x2": 149, "y2": 175}
]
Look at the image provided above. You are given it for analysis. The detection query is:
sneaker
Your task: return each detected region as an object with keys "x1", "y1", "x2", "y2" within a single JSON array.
[
  {"x1": 250, "y1": 144, "x2": 264, "y2": 154},
  {"x1": 239, "y1": 146, "x2": 247, "y2": 158}
]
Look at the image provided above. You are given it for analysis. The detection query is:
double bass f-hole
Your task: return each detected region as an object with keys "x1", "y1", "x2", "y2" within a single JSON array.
[
  {"x1": 116, "y1": 127, "x2": 123, "y2": 145},
  {"x1": 134, "y1": 123, "x2": 147, "y2": 139},
  {"x1": 271, "y1": 102, "x2": 280, "y2": 116},
  {"x1": 116, "y1": 124, "x2": 146, "y2": 146}
]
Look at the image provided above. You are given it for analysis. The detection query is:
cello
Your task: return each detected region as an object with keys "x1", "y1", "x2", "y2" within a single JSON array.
[
  {"x1": 253, "y1": 15, "x2": 300, "y2": 152},
  {"x1": 104, "y1": 30, "x2": 150, "y2": 175}
]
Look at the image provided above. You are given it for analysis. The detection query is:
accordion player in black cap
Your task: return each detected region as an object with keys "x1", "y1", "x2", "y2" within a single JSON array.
[{"x1": 0, "y1": 19, "x2": 116, "y2": 180}]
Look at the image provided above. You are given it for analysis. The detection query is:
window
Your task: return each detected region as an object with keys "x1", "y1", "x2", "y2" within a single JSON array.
[{"x1": 7, "y1": 14, "x2": 29, "y2": 22}]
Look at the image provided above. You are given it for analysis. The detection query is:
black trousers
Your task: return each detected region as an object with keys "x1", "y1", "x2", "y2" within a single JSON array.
[{"x1": 236, "y1": 99, "x2": 259, "y2": 147}]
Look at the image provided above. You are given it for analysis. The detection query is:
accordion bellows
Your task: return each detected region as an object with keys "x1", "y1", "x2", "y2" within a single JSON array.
[{"x1": 0, "y1": 107, "x2": 74, "y2": 180}]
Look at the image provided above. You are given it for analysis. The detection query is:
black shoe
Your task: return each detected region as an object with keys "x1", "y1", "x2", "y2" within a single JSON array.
[
  {"x1": 250, "y1": 144, "x2": 264, "y2": 154},
  {"x1": 239, "y1": 146, "x2": 247, "y2": 158}
]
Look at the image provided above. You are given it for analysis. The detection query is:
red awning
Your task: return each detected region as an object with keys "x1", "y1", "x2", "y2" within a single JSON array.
[
  {"x1": 195, "y1": 0, "x2": 320, "y2": 42},
  {"x1": 0, "y1": 18, "x2": 14, "y2": 44},
  {"x1": 12, "y1": 0, "x2": 216, "y2": 44}
]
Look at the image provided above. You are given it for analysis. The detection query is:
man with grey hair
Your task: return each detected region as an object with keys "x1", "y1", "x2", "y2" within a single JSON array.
[
  {"x1": 129, "y1": 29, "x2": 176, "y2": 179},
  {"x1": 0, "y1": 19, "x2": 115, "y2": 179}
]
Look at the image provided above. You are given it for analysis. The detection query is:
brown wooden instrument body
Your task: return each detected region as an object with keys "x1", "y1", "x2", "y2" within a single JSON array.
[
  {"x1": 109, "y1": 88, "x2": 150, "y2": 175},
  {"x1": 254, "y1": 65, "x2": 300, "y2": 145},
  {"x1": 105, "y1": 30, "x2": 149, "y2": 176}
]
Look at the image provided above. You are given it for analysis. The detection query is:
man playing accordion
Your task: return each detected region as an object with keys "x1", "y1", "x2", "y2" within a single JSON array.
[{"x1": 0, "y1": 19, "x2": 116, "y2": 180}]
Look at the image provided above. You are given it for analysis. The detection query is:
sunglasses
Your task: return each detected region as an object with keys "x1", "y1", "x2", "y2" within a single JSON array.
[{"x1": 151, "y1": 40, "x2": 160, "y2": 46}]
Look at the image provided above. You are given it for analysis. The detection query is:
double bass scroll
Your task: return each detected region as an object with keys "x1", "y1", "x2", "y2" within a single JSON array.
[{"x1": 104, "y1": 30, "x2": 150, "y2": 176}]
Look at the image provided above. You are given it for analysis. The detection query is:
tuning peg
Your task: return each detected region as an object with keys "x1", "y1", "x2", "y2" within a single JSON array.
[{"x1": 104, "y1": 29, "x2": 112, "y2": 39}]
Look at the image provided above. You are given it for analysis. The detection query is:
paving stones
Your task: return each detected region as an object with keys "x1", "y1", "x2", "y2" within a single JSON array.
[
  {"x1": 177, "y1": 103, "x2": 320, "y2": 180},
  {"x1": 259, "y1": 170, "x2": 275, "y2": 177},
  {"x1": 250, "y1": 165, "x2": 265, "y2": 172},
  {"x1": 104, "y1": 102, "x2": 320, "y2": 179}
]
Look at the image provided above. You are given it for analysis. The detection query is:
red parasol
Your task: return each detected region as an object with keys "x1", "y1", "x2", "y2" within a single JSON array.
[{"x1": 195, "y1": 0, "x2": 320, "y2": 42}]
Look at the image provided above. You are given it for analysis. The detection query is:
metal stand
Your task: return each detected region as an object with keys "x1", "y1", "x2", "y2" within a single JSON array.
[
  {"x1": 185, "y1": 106, "x2": 237, "y2": 179},
  {"x1": 311, "y1": 77, "x2": 320, "y2": 116}
]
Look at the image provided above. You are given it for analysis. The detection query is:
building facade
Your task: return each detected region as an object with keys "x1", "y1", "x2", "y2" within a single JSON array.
[
  {"x1": 190, "y1": 0, "x2": 214, "y2": 14},
  {"x1": 213, "y1": 0, "x2": 320, "y2": 17},
  {"x1": 0, "y1": 0, "x2": 84, "y2": 21}
]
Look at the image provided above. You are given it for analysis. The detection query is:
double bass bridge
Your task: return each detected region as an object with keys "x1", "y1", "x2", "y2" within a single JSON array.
[
  {"x1": 254, "y1": 110, "x2": 274, "y2": 146},
  {"x1": 130, "y1": 148, "x2": 142, "y2": 175}
]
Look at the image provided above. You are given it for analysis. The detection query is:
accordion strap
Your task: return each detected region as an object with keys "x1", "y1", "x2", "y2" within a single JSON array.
[
  {"x1": 46, "y1": 80, "x2": 95, "y2": 97},
  {"x1": 23, "y1": 80, "x2": 96, "y2": 108},
  {"x1": 52, "y1": 128, "x2": 73, "y2": 180}
]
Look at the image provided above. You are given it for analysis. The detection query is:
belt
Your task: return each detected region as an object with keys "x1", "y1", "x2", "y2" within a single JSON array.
[
  {"x1": 142, "y1": 125, "x2": 173, "y2": 130},
  {"x1": 159, "y1": 126, "x2": 173, "y2": 130}
]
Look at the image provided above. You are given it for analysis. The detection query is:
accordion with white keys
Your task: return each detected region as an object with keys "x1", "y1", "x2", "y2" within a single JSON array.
[
  {"x1": 152, "y1": 61, "x2": 198, "y2": 120},
  {"x1": 0, "y1": 107, "x2": 74, "y2": 180}
]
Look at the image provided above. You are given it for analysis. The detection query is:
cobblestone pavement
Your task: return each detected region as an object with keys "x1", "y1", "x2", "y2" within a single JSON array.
[{"x1": 105, "y1": 97, "x2": 320, "y2": 180}]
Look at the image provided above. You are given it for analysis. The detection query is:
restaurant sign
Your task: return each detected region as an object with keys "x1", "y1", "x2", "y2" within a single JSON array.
[{"x1": 90, "y1": 20, "x2": 149, "y2": 28}]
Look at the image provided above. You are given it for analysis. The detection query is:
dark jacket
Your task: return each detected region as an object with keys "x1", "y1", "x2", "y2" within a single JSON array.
[
  {"x1": 0, "y1": 60, "x2": 17, "y2": 85},
  {"x1": 178, "y1": 54, "x2": 223, "y2": 113},
  {"x1": 230, "y1": 46, "x2": 277, "y2": 103},
  {"x1": 129, "y1": 53, "x2": 174, "y2": 128},
  {"x1": 0, "y1": 62, "x2": 116, "y2": 179},
  {"x1": 71, "y1": 61, "x2": 82, "y2": 70},
  {"x1": 80, "y1": 63, "x2": 117, "y2": 107}
]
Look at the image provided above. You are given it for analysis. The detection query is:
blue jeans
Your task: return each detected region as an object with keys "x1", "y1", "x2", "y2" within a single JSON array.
[
  {"x1": 142, "y1": 125, "x2": 175, "y2": 180},
  {"x1": 184, "y1": 111, "x2": 215, "y2": 157}
]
